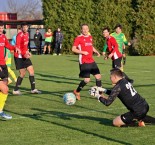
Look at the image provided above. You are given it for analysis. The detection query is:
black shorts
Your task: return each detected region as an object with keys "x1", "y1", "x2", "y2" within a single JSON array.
[
  {"x1": 121, "y1": 103, "x2": 149, "y2": 124},
  {"x1": 112, "y1": 57, "x2": 122, "y2": 68},
  {"x1": 14, "y1": 57, "x2": 32, "y2": 70},
  {"x1": 79, "y1": 62, "x2": 100, "y2": 78},
  {"x1": 44, "y1": 42, "x2": 51, "y2": 46},
  {"x1": 0, "y1": 65, "x2": 8, "y2": 79}
]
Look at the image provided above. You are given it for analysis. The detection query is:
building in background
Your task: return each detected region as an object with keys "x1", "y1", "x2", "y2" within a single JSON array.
[{"x1": 0, "y1": 12, "x2": 17, "y2": 28}]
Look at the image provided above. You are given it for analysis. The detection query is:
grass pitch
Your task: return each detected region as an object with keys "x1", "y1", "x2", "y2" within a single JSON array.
[{"x1": 0, "y1": 55, "x2": 155, "y2": 145}]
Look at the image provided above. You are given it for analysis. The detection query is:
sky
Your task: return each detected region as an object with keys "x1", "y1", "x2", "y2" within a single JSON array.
[{"x1": 0, "y1": 0, "x2": 42, "y2": 12}]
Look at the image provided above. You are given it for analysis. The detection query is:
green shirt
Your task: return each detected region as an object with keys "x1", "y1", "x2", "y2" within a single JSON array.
[{"x1": 103, "y1": 32, "x2": 128, "y2": 53}]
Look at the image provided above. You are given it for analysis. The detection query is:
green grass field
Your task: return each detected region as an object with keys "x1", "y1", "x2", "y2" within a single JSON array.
[{"x1": 0, "y1": 55, "x2": 155, "y2": 145}]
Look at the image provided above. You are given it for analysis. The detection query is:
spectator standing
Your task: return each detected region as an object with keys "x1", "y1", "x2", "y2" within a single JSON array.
[
  {"x1": 34, "y1": 28, "x2": 42, "y2": 55},
  {"x1": 53, "y1": 27, "x2": 63, "y2": 56},
  {"x1": 43, "y1": 28, "x2": 53, "y2": 54}
]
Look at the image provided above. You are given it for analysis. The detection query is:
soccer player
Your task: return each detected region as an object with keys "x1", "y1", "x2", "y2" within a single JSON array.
[
  {"x1": 72, "y1": 24, "x2": 102, "y2": 100},
  {"x1": 103, "y1": 24, "x2": 131, "y2": 69},
  {"x1": 102, "y1": 27, "x2": 133, "y2": 83},
  {"x1": 0, "y1": 23, "x2": 20, "y2": 119},
  {"x1": 90, "y1": 68, "x2": 149, "y2": 127},
  {"x1": 13, "y1": 23, "x2": 41, "y2": 95},
  {"x1": 43, "y1": 28, "x2": 53, "y2": 54}
]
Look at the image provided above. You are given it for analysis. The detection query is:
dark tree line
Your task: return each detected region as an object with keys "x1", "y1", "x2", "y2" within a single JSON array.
[{"x1": 42, "y1": 0, "x2": 155, "y2": 55}]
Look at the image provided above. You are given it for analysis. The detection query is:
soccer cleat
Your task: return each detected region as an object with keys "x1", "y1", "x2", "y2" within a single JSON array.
[
  {"x1": 58, "y1": 53, "x2": 62, "y2": 56},
  {"x1": 138, "y1": 121, "x2": 145, "y2": 127},
  {"x1": 13, "y1": 90, "x2": 22, "y2": 95},
  {"x1": 53, "y1": 53, "x2": 57, "y2": 56},
  {"x1": 0, "y1": 112, "x2": 12, "y2": 120},
  {"x1": 31, "y1": 89, "x2": 42, "y2": 94},
  {"x1": 73, "y1": 90, "x2": 81, "y2": 100}
]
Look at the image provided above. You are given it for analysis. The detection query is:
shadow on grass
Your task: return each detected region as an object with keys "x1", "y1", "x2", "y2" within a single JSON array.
[
  {"x1": 8, "y1": 109, "x2": 132, "y2": 145},
  {"x1": 8, "y1": 85, "x2": 119, "y2": 117},
  {"x1": 35, "y1": 72, "x2": 112, "y2": 86}
]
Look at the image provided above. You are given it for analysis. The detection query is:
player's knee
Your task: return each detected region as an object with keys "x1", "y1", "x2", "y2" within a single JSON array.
[
  {"x1": 84, "y1": 78, "x2": 90, "y2": 83},
  {"x1": 95, "y1": 74, "x2": 101, "y2": 80},
  {"x1": 113, "y1": 119, "x2": 120, "y2": 127},
  {"x1": 1, "y1": 85, "x2": 9, "y2": 94}
]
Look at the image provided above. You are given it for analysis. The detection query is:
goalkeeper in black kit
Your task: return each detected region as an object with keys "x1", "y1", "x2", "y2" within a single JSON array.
[{"x1": 90, "y1": 68, "x2": 149, "y2": 127}]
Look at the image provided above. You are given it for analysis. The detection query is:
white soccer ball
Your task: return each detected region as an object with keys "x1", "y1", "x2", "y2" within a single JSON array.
[{"x1": 63, "y1": 93, "x2": 76, "y2": 105}]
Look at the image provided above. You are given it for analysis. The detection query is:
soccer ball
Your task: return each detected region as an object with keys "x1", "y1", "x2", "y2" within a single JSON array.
[{"x1": 63, "y1": 93, "x2": 76, "y2": 105}]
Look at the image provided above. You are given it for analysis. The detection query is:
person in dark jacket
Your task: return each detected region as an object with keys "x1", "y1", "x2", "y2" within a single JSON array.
[
  {"x1": 53, "y1": 27, "x2": 63, "y2": 56},
  {"x1": 34, "y1": 29, "x2": 42, "y2": 55}
]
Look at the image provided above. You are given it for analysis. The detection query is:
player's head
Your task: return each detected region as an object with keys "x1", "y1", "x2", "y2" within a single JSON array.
[
  {"x1": 21, "y1": 23, "x2": 29, "y2": 33},
  {"x1": 0, "y1": 23, "x2": 4, "y2": 34},
  {"x1": 102, "y1": 27, "x2": 110, "y2": 38},
  {"x1": 57, "y1": 27, "x2": 61, "y2": 32},
  {"x1": 36, "y1": 28, "x2": 40, "y2": 33},
  {"x1": 114, "y1": 24, "x2": 122, "y2": 34},
  {"x1": 110, "y1": 68, "x2": 123, "y2": 84},
  {"x1": 17, "y1": 27, "x2": 22, "y2": 33},
  {"x1": 81, "y1": 24, "x2": 89, "y2": 36},
  {"x1": 47, "y1": 28, "x2": 51, "y2": 33}
]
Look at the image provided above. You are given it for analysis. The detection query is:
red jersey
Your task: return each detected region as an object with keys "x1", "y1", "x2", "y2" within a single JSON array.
[
  {"x1": 44, "y1": 33, "x2": 53, "y2": 38},
  {"x1": 106, "y1": 36, "x2": 122, "y2": 60},
  {"x1": 14, "y1": 31, "x2": 29, "y2": 58},
  {"x1": 0, "y1": 34, "x2": 14, "y2": 65},
  {"x1": 73, "y1": 34, "x2": 94, "y2": 64}
]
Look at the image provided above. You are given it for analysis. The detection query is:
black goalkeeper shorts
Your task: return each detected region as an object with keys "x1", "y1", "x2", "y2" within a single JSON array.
[{"x1": 121, "y1": 103, "x2": 149, "y2": 124}]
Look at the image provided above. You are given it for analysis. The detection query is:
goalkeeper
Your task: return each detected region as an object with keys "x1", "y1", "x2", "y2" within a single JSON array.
[{"x1": 89, "y1": 68, "x2": 149, "y2": 127}]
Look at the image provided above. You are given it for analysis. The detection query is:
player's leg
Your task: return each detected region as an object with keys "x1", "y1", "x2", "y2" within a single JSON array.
[
  {"x1": 73, "y1": 63, "x2": 91, "y2": 100},
  {"x1": 13, "y1": 68, "x2": 26, "y2": 95},
  {"x1": 122, "y1": 49, "x2": 126, "y2": 65},
  {"x1": 59, "y1": 43, "x2": 62, "y2": 55},
  {"x1": 47, "y1": 43, "x2": 51, "y2": 54},
  {"x1": 0, "y1": 81, "x2": 12, "y2": 119},
  {"x1": 8, "y1": 67, "x2": 17, "y2": 82},
  {"x1": 43, "y1": 43, "x2": 47, "y2": 54},
  {"x1": 113, "y1": 58, "x2": 134, "y2": 83},
  {"x1": 113, "y1": 116, "x2": 125, "y2": 127},
  {"x1": 134, "y1": 103, "x2": 149, "y2": 127},
  {"x1": 26, "y1": 63, "x2": 41, "y2": 94},
  {"x1": 92, "y1": 62, "x2": 102, "y2": 87}
]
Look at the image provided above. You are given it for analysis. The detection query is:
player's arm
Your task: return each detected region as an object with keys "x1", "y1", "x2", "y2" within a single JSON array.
[
  {"x1": 72, "y1": 46, "x2": 88, "y2": 55},
  {"x1": 123, "y1": 34, "x2": 131, "y2": 46},
  {"x1": 4, "y1": 36, "x2": 15, "y2": 51},
  {"x1": 98, "y1": 85, "x2": 121, "y2": 106},
  {"x1": 72, "y1": 37, "x2": 88, "y2": 55},
  {"x1": 93, "y1": 47, "x2": 100, "y2": 57},
  {"x1": 11, "y1": 36, "x2": 16, "y2": 46}
]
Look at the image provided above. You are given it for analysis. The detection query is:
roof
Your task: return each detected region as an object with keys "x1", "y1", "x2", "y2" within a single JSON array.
[{"x1": 0, "y1": 19, "x2": 44, "y2": 25}]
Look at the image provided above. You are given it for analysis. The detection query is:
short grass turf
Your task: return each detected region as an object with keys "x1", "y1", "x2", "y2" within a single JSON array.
[{"x1": 0, "y1": 55, "x2": 155, "y2": 145}]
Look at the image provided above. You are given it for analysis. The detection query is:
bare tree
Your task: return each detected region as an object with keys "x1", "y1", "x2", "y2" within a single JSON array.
[{"x1": 5, "y1": 0, "x2": 43, "y2": 20}]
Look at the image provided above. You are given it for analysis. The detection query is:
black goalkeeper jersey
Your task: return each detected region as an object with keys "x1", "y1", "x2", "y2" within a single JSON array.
[{"x1": 100, "y1": 78, "x2": 147, "y2": 112}]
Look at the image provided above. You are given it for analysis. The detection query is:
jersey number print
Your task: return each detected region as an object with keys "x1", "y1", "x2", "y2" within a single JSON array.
[{"x1": 126, "y1": 82, "x2": 137, "y2": 96}]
